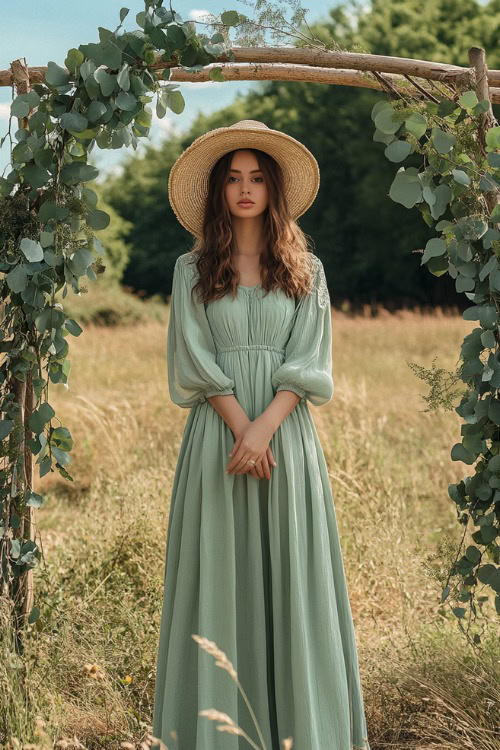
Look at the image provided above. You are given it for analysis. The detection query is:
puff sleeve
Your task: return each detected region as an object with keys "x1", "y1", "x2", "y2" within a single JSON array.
[
  {"x1": 271, "y1": 256, "x2": 334, "y2": 407},
  {"x1": 166, "y1": 255, "x2": 235, "y2": 408}
]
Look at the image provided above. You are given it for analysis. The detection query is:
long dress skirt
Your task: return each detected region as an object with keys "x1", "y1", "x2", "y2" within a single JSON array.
[{"x1": 152, "y1": 251, "x2": 370, "y2": 750}]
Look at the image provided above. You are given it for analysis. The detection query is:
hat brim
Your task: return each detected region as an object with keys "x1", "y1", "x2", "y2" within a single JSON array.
[{"x1": 168, "y1": 123, "x2": 320, "y2": 238}]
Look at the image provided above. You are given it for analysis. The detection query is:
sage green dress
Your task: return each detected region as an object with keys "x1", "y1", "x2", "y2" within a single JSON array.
[{"x1": 152, "y1": 251, "x2": 370, "y2": 750}]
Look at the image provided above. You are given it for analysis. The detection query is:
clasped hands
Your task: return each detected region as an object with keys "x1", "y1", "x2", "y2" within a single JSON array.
[{"x1": 226, "y1": 415, "x2": 277, "y2": 480}]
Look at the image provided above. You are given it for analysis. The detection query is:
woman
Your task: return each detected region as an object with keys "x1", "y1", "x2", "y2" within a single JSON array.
[{"x1": 152, "y1": 119, "x2": 370, "y2": 750}]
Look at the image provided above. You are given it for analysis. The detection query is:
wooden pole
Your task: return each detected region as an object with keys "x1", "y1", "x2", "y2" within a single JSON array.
[
  {"x1": 9, "y1": 57, "x2": 36, "y2": 649},
  {"x1": 468, "y1": 47, "x2": 500, "y2": 217}
]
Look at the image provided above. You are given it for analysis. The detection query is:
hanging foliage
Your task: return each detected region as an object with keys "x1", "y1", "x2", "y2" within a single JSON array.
[{"x1": 372, "y1": 88, "x2": 500, "y2": 626}]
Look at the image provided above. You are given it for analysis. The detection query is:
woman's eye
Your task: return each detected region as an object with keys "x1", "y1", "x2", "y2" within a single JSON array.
[{"x1": 228, "y1": 176, "x2": 264, "y2": 183}]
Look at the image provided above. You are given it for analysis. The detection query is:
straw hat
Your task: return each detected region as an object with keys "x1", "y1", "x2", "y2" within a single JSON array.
[{"x1": 168, "y1": 119, "x2": 320, "y2": 238}]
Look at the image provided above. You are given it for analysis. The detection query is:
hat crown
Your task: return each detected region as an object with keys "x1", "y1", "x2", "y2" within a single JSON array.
[{"x1": 228, "y1": 119, "x2": 270, "y2": 131}]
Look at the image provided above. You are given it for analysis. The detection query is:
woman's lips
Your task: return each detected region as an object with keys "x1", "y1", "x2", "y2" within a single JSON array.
[{"x1": 238, "y1": 201, "x2": 254, "y2": 206}]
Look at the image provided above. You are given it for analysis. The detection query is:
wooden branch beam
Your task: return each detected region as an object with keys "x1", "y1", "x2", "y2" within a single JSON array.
[
  {"x1": 1, "y1": 45, "x2": 499, "y2": 88},
  {"x1": 2, "y1": 61, "x2": 500, "y2": 103},
  {"x1": 164, "y1": 62, "x2": 500, "y2": 104}
]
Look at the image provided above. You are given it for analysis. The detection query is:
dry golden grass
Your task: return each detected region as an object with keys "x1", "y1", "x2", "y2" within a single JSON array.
[{"x1": 2, "y1": 306, "x2": 499, "y2": 750}]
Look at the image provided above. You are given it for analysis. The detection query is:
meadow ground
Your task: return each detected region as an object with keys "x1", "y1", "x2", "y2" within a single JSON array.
[{"x1": 2, "y1": 296, "x2": 499, "y2": 749}]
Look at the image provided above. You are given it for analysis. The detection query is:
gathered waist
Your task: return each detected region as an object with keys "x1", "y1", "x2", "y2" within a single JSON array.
[{"x1": 217, "y1": 344, "x2": 285, "y2": 355}]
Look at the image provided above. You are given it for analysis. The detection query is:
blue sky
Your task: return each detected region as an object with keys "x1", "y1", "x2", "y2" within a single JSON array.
[{"x1": 0, "y1": 0, "x2": 336, "y2": 178}]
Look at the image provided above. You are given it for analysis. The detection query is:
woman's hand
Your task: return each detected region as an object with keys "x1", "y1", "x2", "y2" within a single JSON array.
[{"x1": 227, "y1": 416, "x2": 277, "y2": 478}]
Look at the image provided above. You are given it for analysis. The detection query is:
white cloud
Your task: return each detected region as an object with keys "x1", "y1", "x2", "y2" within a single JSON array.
[
  {"x1": 0, "y1": 103, "x2": 12, "y2": 120},
  {"x1": 189, "y1": 8, "x2": 218, "y2": 23}
]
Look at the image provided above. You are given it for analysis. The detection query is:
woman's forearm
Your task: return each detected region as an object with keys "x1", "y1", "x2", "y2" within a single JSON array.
[
  {"x1": 258, "y1": 390, "x2": 301, "y2": 433},
  {"x1": 207, "y1": 393, "x2": 250, "y2": 435}
]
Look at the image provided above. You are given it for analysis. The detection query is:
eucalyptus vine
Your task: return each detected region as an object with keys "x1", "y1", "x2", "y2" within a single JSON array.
[
  {"x1": 372, "y1": 90, "x2": 500, "y2": 628},
  {"x1": 0, "y1": 0, "x2": 241, "y2": 628}
]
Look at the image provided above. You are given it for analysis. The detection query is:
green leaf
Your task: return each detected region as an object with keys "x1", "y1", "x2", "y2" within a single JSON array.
[
  {"x1": 441, "y1": 585, "x2": 450, "y2": 602},
  {"x1": 452, "y1": 169, "x2": 471, "y2": 186},
  {"x1": 487, "y1": 153, "x2": 500, "y2": 169},
  {"x1": 167, "y1": 90, "x2": 185, "y2": 114},
  {"x1": 384, "y1": 139, "x2": 412, "y2": 163},
  {"x1": 39, "y1": 201, "x2": 70, "y2": 223},
  {"x1": 156, "y1": 95, "x2": 166, "y2": 119},
  {"x1": 209, "y1": 66, "x2": 226, "y2": 83},
  {"x1": 65, "y1": 48, "x2": 84, "y2": 74},
  {"x1": 115, "y1": 91, "x2": 137, "y2": 111},
  {"x1": 490, "y1": 267, "x2": 500, "y2": 292},
  {"x1": 23, "y1": 163, "x2": 50, "y2": 189},
  {"x1": 87, "y1": 209, "x2": 110, "y2": 230},
  {"x1": 459, "y1": 91, "x2": 479, "y2": 110},
  {"x1": 457, "y1": 216, "x2": 488, "y2": 241},
  {"x1": 451, "y1": 443, "x2": 475, "y2": 464},
  {"x1": 28, "y1": 605, "x2": 40, "y2": 623},
  {"x1": 374, "y1": 106, "x2": 402, "y2": 135},
  {"x1": 6, "y1": 264, "x2": 28, "y2": 293},
  {"x1": 60, "y1": 162, "x2": 99, "y2": 185},
  {"x1": 221, "y1": 10, "x2": 240, "y2": 25},
  {"x1": 80, "y1": 59, "x2": 97, "y2": 81},
  {"x1": 480, "y1": 525, "x2": 497, "y2": 543},
  {"x1": 465, "y1": 545, "x2": 481, "y2": 563},
  {"x1": 82, "y1": 188, "x2": 98, "y2": 208},
  {"x1": 120, "y1": 7, "x2": 129, "y2": 22},
  {"x1": 0, "y1": 420, "x2": 14, "y2": 440},
  {"x1": 40, "y1": 231, "x2": 54, "y2": 248},
  {"x1": 481, "y1": 329, "x2": 496, "y2": 348},
  {"x1": 11, "y1": 97, "x2": 30, "y2": 118},
  {"x1": 117, "y1": 63, "x2": 130, "y2": 91},
  {"x1": 60, "y1": 111, "x2": 88, "y2": 133},
  {"x1": 65, "y1": 318, "x2": 83, "y2": 336},
  {"x1": 94, "y1": 69, "x2": 116, "y2": 97},
  {"x1": 87, "y1": 100, "x2": 108, "y2": 122},
  {"x1": 45, "y1": 61, "x2": 70, "y2": 87},
  {"x1": 10, "y1": 91, "x2": 40, "y2": 120},
  {"x1": 34, "y1": 148, "x2": 53, "y2": 170},
  {"x1": 0, "y1": 177, "x2": 14, "y2": 196},
  {"x1": 404, "y1": 113, "x2": 427, "y2": 139},
  {"x1": 426, "y1": 255, "x2": 448, "y2": 276},
  {"x1": 67, "y1": 248, "x2": 94, "y2": 275},
  {"x1": 149, "y1": 26, "x2": 169, "y2": 49},
  {"x1": 489, "y1": 399, "x2": 500, "y2": 425},
  {"x1": 485, "y1": 126, "x2": 500, "y2": 149},
  {"x1": 67, "y1": 127, "x2": 99, "y2": 140},
  {"x1": 100, "y1": 41, "x2": 123, "y2": 70},
  {"x1": 166, "y1": 24, "x2": 186, "y2": 50},
  {"x1": 135, "y1": 107, "x2": 152, "y2": 128},
  {"x1": 29, "y1": 402, "x2": 55, "y2": 436},
  {"x1": 51, "y1": 446, "x2": 71, "y2": 466},
  {"x1": 20, "y1": 238, "x2": 44, "y2": 262},
  {"x1": 422, "y1": 238, "x2": 447, "y2": 264},
  {"x1": 389, "y1": 169, "x2": 422, "y2": 208},
  {"x1": 431, "y1": 127, "x2": 456, "y2": 154}
]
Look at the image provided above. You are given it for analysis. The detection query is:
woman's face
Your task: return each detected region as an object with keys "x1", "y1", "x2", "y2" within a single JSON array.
[{"x1": 224, "y1": 149, "x2": 269, "y2": 220}]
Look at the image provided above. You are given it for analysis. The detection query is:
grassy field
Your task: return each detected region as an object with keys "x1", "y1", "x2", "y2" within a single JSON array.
[{"x1": 2, "y1": 296, "x2": 499, "y2": 750}]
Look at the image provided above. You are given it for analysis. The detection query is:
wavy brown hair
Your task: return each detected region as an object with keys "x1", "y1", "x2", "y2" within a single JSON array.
[{"x1": 187, "y1": 148, "x2": 317, "y2": 304}]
